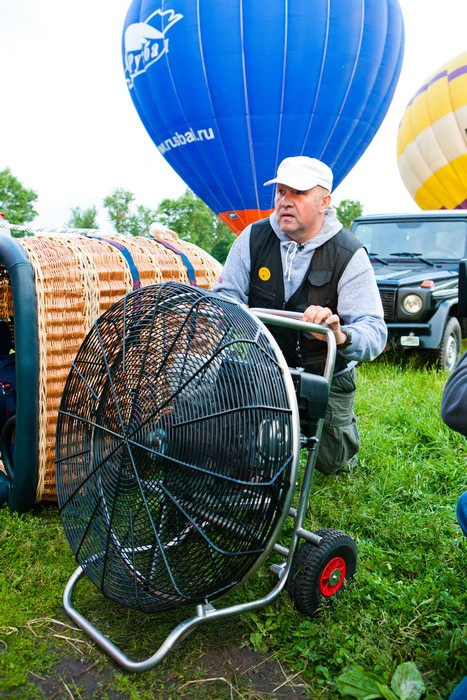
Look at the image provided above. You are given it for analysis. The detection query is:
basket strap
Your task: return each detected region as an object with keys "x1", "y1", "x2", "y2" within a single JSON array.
[
  {"x1": 91, "y1": 237, "x2": 142, "y2": 290},
  {"x1": 155, "y1": 240, "x2": 197, "y2": 286}
]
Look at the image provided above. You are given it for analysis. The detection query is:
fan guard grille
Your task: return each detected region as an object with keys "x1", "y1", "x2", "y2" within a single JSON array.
[{"x1": 56, "y1": 282, "x2": 299, "y2": 613}]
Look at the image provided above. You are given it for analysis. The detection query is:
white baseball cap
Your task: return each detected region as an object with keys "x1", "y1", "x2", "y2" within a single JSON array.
[{"x1": 264, "y1": 156, "x2": 333, "y2": 192}]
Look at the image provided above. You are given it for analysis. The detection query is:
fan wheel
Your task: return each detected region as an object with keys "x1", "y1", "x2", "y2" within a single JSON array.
[{"x1": 287, "y1": 528, "x2": 357, "y2": 617}]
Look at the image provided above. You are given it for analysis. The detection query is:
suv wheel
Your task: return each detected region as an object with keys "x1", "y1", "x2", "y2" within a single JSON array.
[{"x1": 436, "y1": 317, "x2": 462, "y2": 371}]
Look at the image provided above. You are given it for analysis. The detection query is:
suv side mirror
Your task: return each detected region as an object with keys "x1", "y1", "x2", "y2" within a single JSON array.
[{"x1": 459, "y1": 260, "x2": 467, "y2": 317}]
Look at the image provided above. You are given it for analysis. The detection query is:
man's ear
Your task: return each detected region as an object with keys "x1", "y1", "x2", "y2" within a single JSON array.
[{"x1": 320, "y1": 193, "x2": 331, "y2": 212}]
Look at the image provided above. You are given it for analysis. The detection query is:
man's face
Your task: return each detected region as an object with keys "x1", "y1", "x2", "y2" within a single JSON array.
[{"x1": 274, "y1": 184, "x2": 331, "y2": 241}]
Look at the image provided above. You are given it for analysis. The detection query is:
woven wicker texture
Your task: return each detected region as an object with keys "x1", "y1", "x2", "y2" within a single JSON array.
[{"x1": 0, "y1": 228, "x2": 221, "y2": 503}]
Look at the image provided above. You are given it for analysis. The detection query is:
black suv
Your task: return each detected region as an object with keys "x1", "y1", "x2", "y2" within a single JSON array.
[{"x1": 351, "y1": 211, "x2": 467, "y2": 370}]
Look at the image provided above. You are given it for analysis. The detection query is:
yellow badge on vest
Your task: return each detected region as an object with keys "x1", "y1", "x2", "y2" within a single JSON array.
[{"x1": 258, "y1": 267, "x2": 271, "y2": 281}]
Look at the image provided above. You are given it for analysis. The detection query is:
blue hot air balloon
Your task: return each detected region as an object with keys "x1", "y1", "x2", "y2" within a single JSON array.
[{"x1": 123, "y1": 1, "x2": 405, "y2": 233}]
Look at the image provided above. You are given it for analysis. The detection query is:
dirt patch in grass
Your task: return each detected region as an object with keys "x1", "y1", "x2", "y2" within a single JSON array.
[
  {"x1": 29, "y1": 642, "x2": 311, "y2": 699},
  {"x1": 29, "y1": 656, "x2": 128, "y2": 699},
  {"x1": 191, "y1": 644, "x2": 310, "y2": 698}
]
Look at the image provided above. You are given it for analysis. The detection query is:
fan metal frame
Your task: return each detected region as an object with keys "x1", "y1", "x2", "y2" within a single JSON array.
[{"x1": 59, "y1": 287, "x2": 336, "y2": 672}]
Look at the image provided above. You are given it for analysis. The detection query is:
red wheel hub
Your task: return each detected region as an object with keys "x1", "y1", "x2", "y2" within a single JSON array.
[{"x1": 319, "y1": 556, "x2": 346, "y2": 596}]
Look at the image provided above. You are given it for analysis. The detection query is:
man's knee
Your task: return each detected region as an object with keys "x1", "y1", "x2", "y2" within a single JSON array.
[
  {"x1": 315, "y1": 416, "x2": 360, "y2": 475},
  {"x1": 314, "y1": 369, "x2": 359, "y2": 475}
]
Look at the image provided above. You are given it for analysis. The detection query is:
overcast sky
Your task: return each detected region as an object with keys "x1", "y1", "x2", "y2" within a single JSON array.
[{"x1": 1, "y1": 0, "x2": 466, "y2": 229}]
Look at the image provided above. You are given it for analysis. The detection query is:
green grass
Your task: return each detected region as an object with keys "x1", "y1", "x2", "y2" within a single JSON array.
[{"x1": 0, "y1": 357, "x2": 466, "y2": 698}]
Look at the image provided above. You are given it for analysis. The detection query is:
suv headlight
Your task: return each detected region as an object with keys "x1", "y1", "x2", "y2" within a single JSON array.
[{"x1": 402, "y1": 293, "x2": 423, "y2": 314}]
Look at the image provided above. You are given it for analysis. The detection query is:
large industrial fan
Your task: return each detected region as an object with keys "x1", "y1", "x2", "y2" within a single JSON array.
[{"x1": 57, "y1": 281, "x2": 357, "y2": 671}]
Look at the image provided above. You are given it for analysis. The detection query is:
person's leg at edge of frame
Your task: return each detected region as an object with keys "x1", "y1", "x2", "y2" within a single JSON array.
[
  {"x1": 449, "y1": 675, "x2": 467, "y2": 698},
  {"x1": 456, "y1": 491, "x2": 467, "y2": 537}
]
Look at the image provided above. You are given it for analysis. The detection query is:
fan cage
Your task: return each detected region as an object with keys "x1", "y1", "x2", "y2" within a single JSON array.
[{"x1": 56, "y1": 282, "x2": 300, "y2": 613}]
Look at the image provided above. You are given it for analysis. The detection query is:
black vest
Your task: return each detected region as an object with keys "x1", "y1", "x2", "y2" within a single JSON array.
[{"x1": 248, "y1": 219, "x2": 363, "y2": 374}]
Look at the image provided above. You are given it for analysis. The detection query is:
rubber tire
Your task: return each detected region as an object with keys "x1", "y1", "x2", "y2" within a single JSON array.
[
  {"x1": 436, "y1": 317, "x2": 462, "y2": 371},
  {"x1": 287, "y1": 528, "x2": 358, "y2": 617}
]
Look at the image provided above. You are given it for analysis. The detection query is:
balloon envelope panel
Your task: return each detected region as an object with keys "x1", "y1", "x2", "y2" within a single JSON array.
[
  {"x1": 123, "y1": 1, "x2": 405, "y2": 232},
  {"x1": 397, "y1": 51, "x2": 467, "y2": 211}
]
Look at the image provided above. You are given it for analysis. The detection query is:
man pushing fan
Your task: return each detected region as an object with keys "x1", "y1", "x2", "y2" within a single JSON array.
[{"x1": 213, "y1": 156, "x2": 386, "y2": 476}]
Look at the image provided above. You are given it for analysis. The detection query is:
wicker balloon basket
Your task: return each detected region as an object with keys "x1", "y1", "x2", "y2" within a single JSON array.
[{"x1": 0, "y1": 223, "x2": 221, "y2": 512}]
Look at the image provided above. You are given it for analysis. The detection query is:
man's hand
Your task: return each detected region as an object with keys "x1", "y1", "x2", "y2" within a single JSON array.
[{"x1": 302, "y1": 305, "x2": 347, "y2": 345}]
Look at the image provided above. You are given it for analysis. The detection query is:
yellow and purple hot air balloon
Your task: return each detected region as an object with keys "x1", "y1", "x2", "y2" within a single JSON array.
[{"x1": 398, "y1": 50, "x2": 467, "y2": 210}]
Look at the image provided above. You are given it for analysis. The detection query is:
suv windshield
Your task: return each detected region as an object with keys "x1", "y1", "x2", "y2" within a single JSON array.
[{"x1": 352, "y1": 220, "x2": 467, "y2": 259}]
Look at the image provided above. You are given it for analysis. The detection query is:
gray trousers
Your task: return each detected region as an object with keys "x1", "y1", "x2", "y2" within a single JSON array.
[{"x1": 314, "y1": 367, "x2": 360, "y2": 475}]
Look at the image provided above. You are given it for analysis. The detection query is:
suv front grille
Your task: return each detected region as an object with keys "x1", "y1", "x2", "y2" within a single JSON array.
[{"x1": 379, "y1": 288, "x2": 396, "y2": 322}]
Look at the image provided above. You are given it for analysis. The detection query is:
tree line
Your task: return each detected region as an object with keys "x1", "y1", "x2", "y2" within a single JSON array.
[{"x1": 0, "y1": 167, "x2": 362, "y2": 264}]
